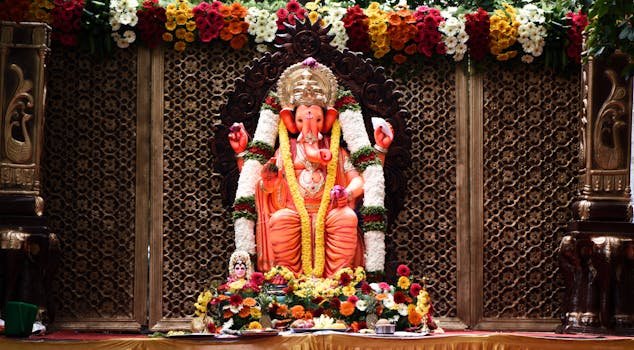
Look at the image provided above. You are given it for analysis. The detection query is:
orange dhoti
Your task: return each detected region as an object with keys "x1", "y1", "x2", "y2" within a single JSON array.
[{"x1": 268, "y1": 205, "x2": 359, "y2": 277}]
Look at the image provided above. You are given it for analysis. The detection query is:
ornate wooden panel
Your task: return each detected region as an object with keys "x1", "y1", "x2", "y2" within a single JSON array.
[
  {"x1": 480, "y1": 64, "x2": 580, "y2": 320},
  {"x1": 42, "y1": 47, "x2": 143, "y2": 329},
  {"x1": 157, "y1": 45, "x2": 252, "y2": 323},
  {"x1": 387, "y1": 62, "x2": 458, "y2": 319}
]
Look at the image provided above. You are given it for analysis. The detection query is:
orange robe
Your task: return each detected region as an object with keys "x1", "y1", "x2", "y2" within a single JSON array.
[{"x1": 255, "y1": 138, "x2": 364, "y2": 277}]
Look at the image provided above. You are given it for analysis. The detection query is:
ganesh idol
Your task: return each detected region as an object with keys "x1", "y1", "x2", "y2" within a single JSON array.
[{"x1": 228, "y1": 58, "x2": 393, "y2": 278}]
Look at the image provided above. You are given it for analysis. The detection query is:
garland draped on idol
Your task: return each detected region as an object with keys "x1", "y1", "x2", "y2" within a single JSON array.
[{"x1": 2, "y1": 0, "x2": 592, "y2": 71}]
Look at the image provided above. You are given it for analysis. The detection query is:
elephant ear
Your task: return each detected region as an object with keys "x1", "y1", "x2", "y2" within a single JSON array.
[
  {"x1": 280, "y1": 108, "x2": 299, "y2": 133},
  {"x1": 322, "y1": 107, "x2": 338, "y2": 133}
]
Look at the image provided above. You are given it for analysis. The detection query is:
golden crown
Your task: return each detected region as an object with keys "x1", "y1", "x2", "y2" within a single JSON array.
[{"x1": 277, "y1": 57, "x2": 338, "y2": 108}]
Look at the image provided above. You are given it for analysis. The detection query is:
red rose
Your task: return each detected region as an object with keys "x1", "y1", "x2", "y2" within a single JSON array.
[
  {"x1": 396, "y1": 264, "x2": 411, "y2": 277},
  {"x1": 409, "y1": 283, "x2": 422, "y2": 297}
]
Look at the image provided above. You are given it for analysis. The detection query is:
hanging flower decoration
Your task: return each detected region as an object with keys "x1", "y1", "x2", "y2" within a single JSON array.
[
  {"x1": 51, "y1": 0, "x2": 84, "y2": 47},
  {"x1": 464, "y1": 8, "x2": 490, "y2": 62},
  {"x1": 413, "y1": 6, "x2": 445, "y2": 58},
  {"x1": 565, "y1": 10, "x2": 588, "y2": 64},
  {"x1": 306, "y1": 0, "x2": 349, "y2": 52},
  {"x1": 219, "y1": 2, "x2": 249, "y2": 50},
  {"x1": 386, "y1": 7, "x2": 417, "y2": 64},
  {"x1": 109, "y1": 0, "x2": 139, "y2": 48},
  {"x1": 516, "y1": 4, "x2": 547, "y2": 64},
  {"x1": 276, "y1": 0, "x2": 306, "y2": 31},
  {"x1": 193, "y1": 1, "x2": 224, "y2": 44},
  {"x1": 0, "y1": 0, "x2": 31, "y2": 22},
  {"x1": 365, "y1": 2, "x2": 390, "y2": 59},
  {"x1": 489, "y1": 3, "x2": 520, "y2": 61},
  {"x1": 28, "y1": 0, "x2": 54, "y2": 23},
  {"x1": 163, "y1": 0, "x2": 196, "y2": 52},
  {"x1": 342, "y1": 5, "x2": 371, "y2": 53},
  {"x1": 136, "y1": 0, "x2": 166, "y2": 48},
  {"x1": 439, "y1": 7, "x2": 468, "y2": 62},
  {"x1": 245, "y1": 6, "x2": 277, "y2": 52}
]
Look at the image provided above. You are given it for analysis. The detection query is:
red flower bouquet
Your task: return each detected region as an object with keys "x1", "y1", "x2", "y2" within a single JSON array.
[
  {"x1": 276, "y1": 0, "x2": 306, "y2": 31},
  {"x1": 50, "y1": 0, "x2": 84, "y2": 47},
  {"x1": 137, "y1": 0, "x2": 167, "y2": 48},
  {"x1": 464, "y1": 8, "x2": 490, "y2": 62},
  {"x1": 413, "y1": 6, "x2": 446, "y2": 58},
  {"x1": 342, "y1": 5, "x2": 371, "y2": 53},
  {"x1": 193, "y1": 1, "x2": 225, "y2": 43}
]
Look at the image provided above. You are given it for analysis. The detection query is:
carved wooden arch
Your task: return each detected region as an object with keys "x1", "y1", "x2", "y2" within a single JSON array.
[{"x1": 213, "y1": 19, "x2": 411, "y2": 229}]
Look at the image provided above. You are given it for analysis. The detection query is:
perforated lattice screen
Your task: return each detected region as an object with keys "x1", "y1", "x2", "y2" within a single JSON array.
[
  {"x1": 387, "y1": 62, "x2": 457, "y2": 318},
  {"x1": 42, "y1": 48, "x2": 137, "y2": 320},
  {"x1": 481, "y1": 64, "x2": 580, "y2": 318}
]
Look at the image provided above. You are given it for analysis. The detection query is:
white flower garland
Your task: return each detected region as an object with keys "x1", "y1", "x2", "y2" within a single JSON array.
[
  {"x1": 338, "y1": 109, "x2": 386, "y2": 272},
  {"x1": 233, "y1": 109, "x2": 280, "y2": 254},
  {"x1": 439, "y1": 8, "x2": 468, "y2": 62},
  {"x1": 516, "y1": 4, "x2": 547, "y2": 63},
  {"x1": 324, "y1": 6, "x2": 349, "y2": 51},
  {"x1": 245, "y1": 7, "x2": 278, "y2": 53},
  {"x1": 109, "y1": 0, "x2": 138, "y2": 48}
]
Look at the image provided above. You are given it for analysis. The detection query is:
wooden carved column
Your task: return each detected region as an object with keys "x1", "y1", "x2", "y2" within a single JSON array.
[
  {"x1": 561, "y1": 52, "x2": 634, "y2": 334},
  {"x1": 0, "y1": 22, "x2": 58, "y2": 321}
]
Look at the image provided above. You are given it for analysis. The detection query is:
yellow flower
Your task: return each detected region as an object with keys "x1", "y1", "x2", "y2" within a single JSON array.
[
  {"x1": 397, "y1": 276, "x2": 411, "y2": 289},
  {"x1": 250, "y1": 307, "x2": 262, "y2": 319},
  {"x1": 176, "y1": 14, "x2": 188, "y2": 26},
  {"x1": 342, "y1": 285, "x2": 356, "y2": 297},
  {"x1": 165, "y1": 21, "x2": 177, "y2": 31},
  {"x1": 308, "y1": 11, "x2": 320, "y2": 24},
  {"x1": 229, "y1": 279, "x2": 246, "y2": 291},
  {"x1": 167, "y1": 3, "x2": 175, "y2": 11},
  {"x1": 186, "y1": 20, "x2": 196, "y2": 32},
  {"x1": 174, "y1": 28, "x2": 186, "y2": 39},
  {"x1": 184, "y1": 32, "x2": 195, "y2": 43},
  {"x1": 248, "y1": 321, "x2": 263, "y2": 329},
  {"x1": 368, "y1": 2, "x2": 381, "y2": 12},
  {"x1": 162, "y1": 32, "x2": 174, "y2": 42}
]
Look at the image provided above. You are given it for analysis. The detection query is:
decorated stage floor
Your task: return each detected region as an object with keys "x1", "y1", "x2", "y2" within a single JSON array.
[{"x1": 1, "y1": 331, "x2": 633, "y2": 350}]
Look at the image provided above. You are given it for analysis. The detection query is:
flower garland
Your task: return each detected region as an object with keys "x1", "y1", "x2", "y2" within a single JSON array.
[
  {"x1": 387, "y1": 7, "x2": 417, "y2": 64},
  {"x1": 413, "y1": 6, "x2": 445, "y2": 58},
  {"x1": 278, "y1": 119, "x2": 341, "y2": 276},
  {"x1": 109, "y1": 0, "x2": 138, "y2": 48},
  {"x1": 163, "y1": 0, "x2": 196, "y2": 52},
  {"x1": 336, "y1": 92, "x2": 386, "y2": 273},
  {"x1": 342, "y1": 5, "x2": 371, "y2": 53},
  {"x1": 365, "y1": 2, "x2": 390, "y2": 59},
  {"x1": 136, "y1": 0, "x2": 166, "y2": 48},
  {"x1": 245, "y1": 6, "x2": 277, "y2": 52},
  {"x1": 489, "y1": 3, "x2": 520, "y2": 61},
  {"x1": 439, "y1": 8, "x2": 468, "y2": 62},
  {"x1": 276, "y1": 0, "x2": 306, "y2": 31},
  {"x1": 565, "y1": 10, "x2": 588, "y2": 64},
  {"x1": 28, "y1": 0, "x2": 54, "y2": 23},
  {"x1": 193, "y1": 1, "x2": 225, "y2": 43},
  {"x1": 306, "y1": 0, "x2": 349, "y2": 51},
  {"x1": 516, "y1": 4, "x2": 546, "y2": 63},
  {"x1": 464, "y1": 8, "x2": 490, "y2": 62},
  {"x1": 219, "y1": 2, "x2": 249, "y2": 50},
  {"x1": 51, "y1": 0, "x2": 84, "y2": 47}
]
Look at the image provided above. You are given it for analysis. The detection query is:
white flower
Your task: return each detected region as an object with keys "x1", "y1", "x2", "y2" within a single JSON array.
[
  {"x1": 229, "y1": 303, "x2": 243, "y2": 313},
  {"x1": 383, "y1": 294, "x2": 395, "y2": 309},
  {"x1": 222, "y1": 318, "x2": 234, "y2": 330},
  {"x1": 256, "y1": 44, "x2": 269, "y2": 53},
  {"x1": 457, "y1": 30, "x2": 468, "y2": 43},
  {"x1": 356, "y1": 300, "x2": 368, "y2": 312},
  {"x1": 117, "y1": 39, "x2": 130, "y2": 48},
  {"x1": 521, "y1": 54, "x2": 534, "y2": 63},
  {"x1": 123, "y1": 30, "x2": 135, "y2": 43},
  {"x1": 398, "y1": 304, "x2": 409, "y2": 316},
  {"x1": 370, "y1": 283, "x2": 382, "y2": 293}
]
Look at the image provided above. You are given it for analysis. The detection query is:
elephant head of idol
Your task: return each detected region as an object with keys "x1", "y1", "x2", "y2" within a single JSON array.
[{"x1": 278, "y1": 57, "x2": 339, "y2": 165}]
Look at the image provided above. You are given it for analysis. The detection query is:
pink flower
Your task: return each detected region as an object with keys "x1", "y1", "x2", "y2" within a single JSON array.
[
  {"x1": 250, "y1": 272, "x2": 265, "y2": 286},
  {"x1": 409, "y1": 283, "x2": 422, "y2": 297},
  {"x1": 347, "y1": 295, "x2": 359, "y2": 305},
  {"x1": 396, "y1": 264, "x2": 411, "y2": 277},
  {"x1": 378, "y1": 282, "x2": 390, "y2": 290}
]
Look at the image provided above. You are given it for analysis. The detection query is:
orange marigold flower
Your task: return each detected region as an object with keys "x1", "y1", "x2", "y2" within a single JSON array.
[
  {"x1": 228, "y1": 21, "x2": 244, "y2": 35},
  {"x1": 276, "y1": 304, "x2": 289, "y2": 316},
  {"x1": 388, "y1": 13, "x2": 402, "y2": 26},
  {"x1": 220, "y1": 27, "x2": 233, "y2": 41},
  {"x1": 243, "y1": 297, "x2": 257, "y2": 307},
  {"x1": 239, "y1": 306, "x2": 251, "y2": 318},
  {"x1": 174, "y1": 41, "x2": 186, "y2": 52},
  {"x1": 391, "y1": 39, "x2": 405, "y2": 51},
  {"x1": 291, "y1": 305, "x2": 305, "y2": 319},
  {"x1": 230, "y1": 34, "x2": 247, "y2": 50},
  {"x1": 393, "y1": 54, "x2": 407, "y2": 64},
  {"x1": 405, "y1": 43, "x2": 417, "y2": 55},
  {"x1": 339, "y1": 301, "x2": 355, "y2": 317},
  {"x1": 375, "y1": 293, "x2": 388, "y2": 301},
  {"x1": 397, "y1": 9, "x2": 412, "y2": 18},
  {"x1": 230, "y1": 2, "x2": 247, "y2": 18},
  {"x1": 162, "y1": 32, "x2": 174, "y2": 42},
  {"x1": 303, "y1": 311, "x2": 313, "y2": 320},
  {"x1": 223, "y1": 309, "x2": 233, "y2": 319},
  {"x1": 219, "y1": 5, "x2": 231, "y2": 17},
  {"x1": 408, "y1": 309, "x2": 422, "y2": 325}
]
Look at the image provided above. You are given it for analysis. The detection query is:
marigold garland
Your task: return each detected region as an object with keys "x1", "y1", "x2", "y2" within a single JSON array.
[
  {"x1": 278, "y1": 119, "x2": 340, "y2": 276},
  {"x1": 489, "y1": 3, "x2": 520, "y2": 61}
]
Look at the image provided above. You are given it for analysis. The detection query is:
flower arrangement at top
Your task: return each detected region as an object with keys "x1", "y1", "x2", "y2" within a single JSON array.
[
  {"x1": 28, "y1": 0, "x2": 55, "y2": 23},
  {"x1": 50, "y1": 0, "x2": 84, "y2": 47},
  {"x1": 109, "y1": 0, "x2": 138, "y2": 48},
  {"x1": 464, "y1": 8, "x2": 490, "y2": 62},
  {"x1": 413, "y1": 5, "x2": 446, "y2": 58},
  {"x1": 192, "y1": 1, "x2": 224, "y2": 44},
  {"x1": 276, "y1": 0, "x2": 306, "y2": 31},
  {"x1": 365, "y1": 2, "x2": 390, "y2": 59},
  {"x1": 342, "y1": 4, "x2": 371, "y2": 53},
  {"x1": 218, "y1": 2, "x2": 249, "y2": 50},
  {"x1": 305, "y1": 0, "x2": 349, "y2": 51},
  {"x1": 516, "y1": 3, "x2": 547, "y2": 64},
  {"x1": 439, "y1": 7, "x2": 468, "y2": 62},
  {"x1": 386, "y1": 6, "x2": 417, "y2": 64},
  {"x1": 244, "y1": 4, "x2": 277, "y2": 52},
  {"x1": 489, "y1": 3, "x2": 520, "y2": 61},
  {"x1": 163, "y1": 0, "x2": 196, "y2": 52},
  {"x1": 565, "y1": 10, "x2": 588, "y2": 64},
  {"x1": 136, "y1": 0, "x2": 166, "y2": 48}
]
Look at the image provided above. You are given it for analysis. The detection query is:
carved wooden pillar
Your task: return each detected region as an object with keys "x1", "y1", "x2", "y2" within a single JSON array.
[
  {"x1": 0, "y1": 22, "x2": 57, "y2": 322},
  {"x1": 561, "y1": 52, "x2": 634, "y2": 334}
]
